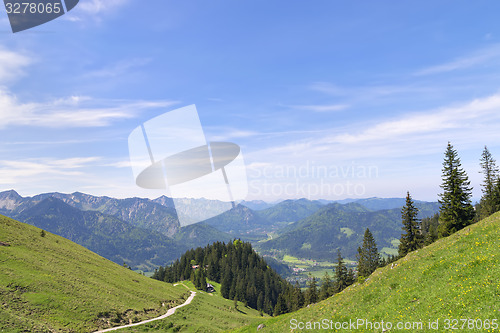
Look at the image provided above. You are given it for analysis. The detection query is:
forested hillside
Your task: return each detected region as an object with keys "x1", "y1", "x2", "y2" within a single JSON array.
[
  {"x1": 152, "y1": 240, "x2": 301, "y2": 316},
  {"x1": 258, "y1": 201, "x2": 439, "y2": 260}
]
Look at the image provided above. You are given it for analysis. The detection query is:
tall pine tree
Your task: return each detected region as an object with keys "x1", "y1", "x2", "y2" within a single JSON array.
[
  {"x1": 421, "y1": 213, "x2": 439, "y2": 246},
  {"x1": 319, "y1": 272, "x2": 333, "y2": 301},
  {"x1": 399, "y1": 191, "x2": 422, "y2": 256},
  {"x1": 273, "y1": 294, "x2": 287, "y2": 316},
  {"x1": 305, "y1": 274, "x2": 318, "y2": 305},
  {"x1": 357, "y1": 228, "x2": 380, "y2": 278},
  {"x1": 333, "y1": 250, "x2": 348, "y2": 293},
  {"x1": 438, "y1": 142, "x2": 475, "y2": 237},
  {"x1": 478, "y1": 146, "x2": 500, "y2": 219}
]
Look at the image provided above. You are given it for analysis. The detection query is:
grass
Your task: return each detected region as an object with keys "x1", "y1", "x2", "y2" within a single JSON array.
[
  {"x1": 340, "y1": 227, "x2": 354, "y2": 237},
  {"x1": 300, "y1": 243, "x2": 312, "y2": 250},
  {"x1": 308, "y1": 268, "x2": 335, "y2": 280},
  {"x1": 282, "y1": 255, "x2": 342, "y2": 267},
  {"x1": 0, "y1": 215, "x2": 189, "y2": 332},
  {"x1": 118, "y1": 280, "x2": 268, "y2": 332},
  {"x1": 380, "y1": 247, "x2": 399, "y2": 256},
  {"x1": 235, "y1": 212, "x2": 500, "y2": 332}
]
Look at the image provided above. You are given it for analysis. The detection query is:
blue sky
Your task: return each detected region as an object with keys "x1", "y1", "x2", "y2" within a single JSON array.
[{"x1": 1, "y1": 1, "x2": 500, "y2": 201}]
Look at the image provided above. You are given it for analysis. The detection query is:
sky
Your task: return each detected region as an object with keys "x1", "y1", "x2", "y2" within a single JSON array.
[{"x1": 1, "y1": 1, "x2": 500, "y2": 202}]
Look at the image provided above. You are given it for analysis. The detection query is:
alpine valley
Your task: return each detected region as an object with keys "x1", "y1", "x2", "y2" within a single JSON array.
[{"x1": 0, "y1": 190, "x2": 439, "y2": 272}]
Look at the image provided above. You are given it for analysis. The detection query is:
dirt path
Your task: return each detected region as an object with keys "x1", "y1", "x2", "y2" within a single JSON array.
[{"x1": 93, "y1": 291, "x2": 196, "y2": 333}]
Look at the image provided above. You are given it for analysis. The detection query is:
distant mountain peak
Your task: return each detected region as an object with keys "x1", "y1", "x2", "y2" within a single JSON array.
[
  {"x1": 0, "y1": 189, "x2": 23, "y2": 210},
  {"x1": 0, "y1": 189, "x2": 21, "y2": 199}
]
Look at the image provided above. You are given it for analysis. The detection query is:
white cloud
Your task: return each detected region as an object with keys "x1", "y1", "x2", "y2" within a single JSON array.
[
  {"x1": 73, "y1": 0, "x2": 128, "y2": 15},
  {"x1": 287, "y1": 104, "x2": 349, "y2": 112},
  {"x1": 0, "y1": 49, "x2": 32, "y2": 83},
  {"x1": 0, "y1": 157, "x2": 100, "y2": 185},
  {"x1": 308, "y1": 81, "x2": 436, "y2": 102},
  {"x1": 64, "y1": 0, "x2": 129, "y2": 23},
  {"x1": 0, "y1": 90, "x2": 178, "y2": 128},
  {"x1": 84, "y1": 58, "x2": 152, "y2": 78},
  {"x1": 244, "y1": 92, "x2": 500, "y2": 179},
  {"x1": 414, "y1": 44, "x2": 500, "y2": 76},
  {"x1": 309, "y1": 82, "x2": 346, "y2": 96},
  {"x1": 330, "y1": 92, "x2": 500, "y2": 145}
]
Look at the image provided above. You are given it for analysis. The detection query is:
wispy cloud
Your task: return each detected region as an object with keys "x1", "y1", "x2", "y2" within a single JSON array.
[
  {"x1": 84, "y1": 58, "x2": 152, "y2": 78},
  {"x1": 309, "y1": 82, "x2": 346, "y2": 96},
  {"x1": 0, "y1": 48, "x2": 32, "y2": 83},
  {"x1": 245, "y1": 92, "x2": 500, "y2": 170},
  {"x1": 65, "y1": 0, "x2": 129, "y2": 22},
  {"x1": 0, "y1": 157, "x2": 100, "y2": 185},
  {"x1": 77, "y1": 0, "x2": 129, "y2": 14},
  {"x1": 309, "y1": 81, "x2": 435, "y2": 100},
  {"x1": 287, "y1": 104, "x2": 349, "y2": 112},
  {"x1": 0, "y1": 89, "x2": 178, "y2": 128},
  {"x1": 330, "y1": 92, "x2": 500, "y2": 145},
  {"x1": 414, "y1": 44, "x2": 500, "y2": 76}
]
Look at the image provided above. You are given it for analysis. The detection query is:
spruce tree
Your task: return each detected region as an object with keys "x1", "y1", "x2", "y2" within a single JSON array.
[
  {"x1": 291, "y1": 282, "x2": 304, "y2": 311},
  {"x1": 398, "y1": 192, "x2": 422, "y2": 256},
  {"x1": 319, "y1": 272, "x2": 333, "y2": 300},
  {"x1": 478, "y1": 146, "x2": 500, "y2": 219},
  {"x1": 305, "y1": 274, "x2": 318, "y2": 305},
  {"x1": 438, "y1": 142, "x2": 475, "y2": 237},
  {"x1": 357, "y1": 228, "x2": 380, "y2": 278},
  {"x1": 257, "y1": 292, "x2": 264, "y2": 311},
  {"x1": 333, "y1": 250, "x2": 348, "y2": 293},
  {"x1": 421, "y1": 213, "x2": 439, "y2": 246},
  {"x1": 273, "y1": 294, "x2": 287, "y2": 316},
  {"x1": 346, "y1": 268, "x2": 355, "y2": 286}
]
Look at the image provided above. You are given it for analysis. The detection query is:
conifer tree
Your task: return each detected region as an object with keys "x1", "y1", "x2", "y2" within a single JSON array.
[
  {"x1": 305, "y1": 274, "x2": 318, "y2": 305},
  {"x1": 273, "y1": 294, "x2": 287, "y2": 316},
  {"x1": 291, "y1": 282, "x2": 304, "y2": 311},
  {"x1": 319, "y1": 272, "x2": 333, "y2": 300},
  {"x1": 257, "y1": 292, "x2": 264, "y2": 311},
  {"x1": 357, "y1": 228, "x2": 380, "y2": 278},
  {"x1": 438, "y1": 142, "x2": 475, "y2": 237},
  {"x1": 478, "y1": 146, "x2": 500, "y2": 219},
  {"x1": 346, "y1": 268, "x2": 355, "y2": 286},
  {"x1": 333, "y1": 250, "x2": 348, "y2": 293},
  {"x1": 421, "y1": 213, "x2": 439, "y2": 246},
  {"x1": 398, "y1": 192, "x2": 422, "y2": 256}
]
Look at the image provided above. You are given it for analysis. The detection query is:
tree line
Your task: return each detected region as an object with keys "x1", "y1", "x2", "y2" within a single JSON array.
[{"x1": 398, "y1": 142, "x2": 499, "y2": 258}]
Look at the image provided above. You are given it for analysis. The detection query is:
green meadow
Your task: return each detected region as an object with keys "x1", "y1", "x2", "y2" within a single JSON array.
[
  {"x1": 0, "y1": 215, "x2": 189, "y2": 332},
  {"x1": 235, "y1": 212, "x2": 500, "y2": 332},
  {"x1": 118, "y1": 281, "x2": 268, "y2": 332}
]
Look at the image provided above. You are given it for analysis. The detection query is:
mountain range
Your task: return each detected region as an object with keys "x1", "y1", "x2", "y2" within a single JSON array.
[
  {"x1": 0, "y1": 190, "x2": 441, "y2": 269},
  {"x1": 257, "y1": 201, "x2": 440, "y2": 260}
]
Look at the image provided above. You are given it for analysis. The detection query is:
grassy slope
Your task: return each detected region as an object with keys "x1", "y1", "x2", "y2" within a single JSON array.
[
  {"x1": 236, "y1": 212, "x2": 500, "y2": 332},
  {"x1": 119, "y1": 281, "x2": 268, "y2": 333},
  {"x1": 0, "y1": 215, "x2": 189, "y2": 333}
]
